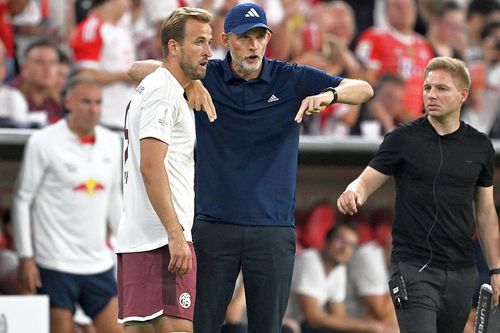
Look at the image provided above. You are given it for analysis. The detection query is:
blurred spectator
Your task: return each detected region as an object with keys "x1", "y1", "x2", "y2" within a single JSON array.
[
  {"x1": 462, "y1": 20, "x2": 500, "y2": 138},
  {"x1": 12, "y1": 0, "x2": 45, "y2": 64},
  {"x1": 353, "y1": 74, "x2": 409, "y2": 136},
  {"x1": 14, "y1": 0, "x2": 75, "y2": 60},
  {"x1": 294, "y1": 2, "x2": 362, "y2": 136},
  {"x1": 74, "y1": 0, "x2": 98, "y2": 24},
  {"x1": 465, "y1": 0, "x2": 500, "y2": 63},
  {"x1": 0, "y1": 40, "x2": 29, "y2": 127},
  {"x1": 345, "y1": 216, "x2": 398, "y2": 330},
  {"x1": 129, "y1": 0, "x2": 154, "y2": 61},
  {"x1": 12, "y1": 76, "x2": 123, "y2": 333},
  {"x1": 0, "y1": 209, "x2": 21, "y2": 294},
  {"x1": 355, "y1": 0, "x2": 434, "y2": 119},
  {"x1": 287, "y1": 222, "x2": 390, "y2": 333},
  {"x1": 0, "y1": 0, "x2": 29, "y2": 81},
  {"x1": 54, "y1": 48, "x2": 71, "y2": 98},
  {"x1": 427, "y1": 1, "x2": 467, "y2": 59},
  {"x1": 140, "y1": 0, "x2": 180, "y2": 59},
  {"x1": 70, "y1": 0, "x2": 135, "y2": 131},
  {"x1": 11, "y1": 39, "x2": 64, "y2": 126}
]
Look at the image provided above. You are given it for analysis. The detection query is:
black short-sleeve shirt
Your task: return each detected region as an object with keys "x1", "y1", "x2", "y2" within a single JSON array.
[{"x1": 369, "y1": 117, "x2": 495, "y2": 269}]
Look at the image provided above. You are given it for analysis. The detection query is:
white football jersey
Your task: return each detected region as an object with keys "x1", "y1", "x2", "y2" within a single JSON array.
[{"x1": 116, "y1": 67, "x2": 196, "y2": 253}]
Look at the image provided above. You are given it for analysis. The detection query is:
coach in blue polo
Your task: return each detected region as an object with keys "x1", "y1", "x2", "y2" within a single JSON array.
[{"x1": 128, "y1": 3, "x2": 373, "y2": 333}]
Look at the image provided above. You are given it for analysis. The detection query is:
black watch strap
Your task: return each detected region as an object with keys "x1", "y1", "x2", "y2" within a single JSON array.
[
  {"x1": 321, "y1": 87, "x2": 338, "y2": 106},
  {"x1": 489, "y1": 268, "x2": 500, "y2": 276}
]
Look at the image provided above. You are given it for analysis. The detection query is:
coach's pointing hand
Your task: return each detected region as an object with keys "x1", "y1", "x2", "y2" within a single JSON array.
[{"x1": 295, "y1": 90, "x2": 336, "y2": 123}]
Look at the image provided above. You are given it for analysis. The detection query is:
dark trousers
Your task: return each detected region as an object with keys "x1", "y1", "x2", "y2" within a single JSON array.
[
  {"x1": 390, "y1": 261, "x2": 478, "y2": 333},
  {"x1": 192, "y1": 220, "x2": 296, "y2": 333},
  {"x1": 221, "y1": 323, "x2": 294, "y2": 333}
]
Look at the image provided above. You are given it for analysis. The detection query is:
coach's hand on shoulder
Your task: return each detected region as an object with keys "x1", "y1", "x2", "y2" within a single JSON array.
[
  {"x1": 185, "y1": 80, "x2": 217, "y2": 122},
  {"x1": 295, "y1": 91, "x2": 334, "y2": 124},
  {"x1": 18, "y1": 257, "x2": 41, "y2": 294},
  {"x1": 167, "y1": 229, "x2": 192, "y2": 275}
]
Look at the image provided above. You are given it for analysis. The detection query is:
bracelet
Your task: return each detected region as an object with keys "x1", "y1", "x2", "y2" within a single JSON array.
[
  {"x1": 321, "y1": 87, "x2": 338, "y2": 105},
  {"x1": 489, "y1": 268, "x2": 500, "y2": 276}
]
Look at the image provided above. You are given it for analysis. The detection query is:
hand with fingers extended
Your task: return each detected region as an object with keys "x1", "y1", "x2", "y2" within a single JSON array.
[
  {"x1": 18, "y1": 257, "x2": 41, "y2": 294},
  {"x1": 295, "y1": 89, "x2": 336, "y2": 123},
  {"x1": 185, "y1": 80, "x2": 217, "y2": 122},
  {"x1": 167, "y1": 230, "x2": 193, "y2": 275},
  {"x1": 337, "y1": 190, "x2": 363, "y2": 216}
]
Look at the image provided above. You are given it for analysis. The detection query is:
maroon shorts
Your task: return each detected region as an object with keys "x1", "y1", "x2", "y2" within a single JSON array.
[{"x1": 117, "y1": 243, "x2": 196, "y2": 324}]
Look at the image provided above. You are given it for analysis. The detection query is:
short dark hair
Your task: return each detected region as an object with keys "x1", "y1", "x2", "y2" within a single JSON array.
[
  {"x1": 58, "y1": 48, "x2": 71, "y2": 64},
  {"x1": 435, "y1": 1, "x2": 462, "y2": 18},
  {"x1": 24, "y1": 39, "x2": 58, "y2": 59},
  {"x1": 480, "y1": 20, "x2": 500, "y2": 41},
  {"x1": 160, "y1": 7, "x2": 212, "y2": 58},
  {"x1": 377, "y1": 74, "x2": 405, "y2": 91},
  {"x1": 64, "y1": 76, "x2": 101, "y2": 97},
  {"x1": 467, "y1": 0, "x2": 500, "y2": 20},
  {"x1": 324, "y1": 221, "x2": 358, "y2": 243}
]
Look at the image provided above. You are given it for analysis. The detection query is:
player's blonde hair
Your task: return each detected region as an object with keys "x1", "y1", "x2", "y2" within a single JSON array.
[
  {"x1": 424, "y1": 57, "x2": 471, "y2": 90},
  {"x1": 160, "y1": 7, "x2": 212, "y2": 58}
]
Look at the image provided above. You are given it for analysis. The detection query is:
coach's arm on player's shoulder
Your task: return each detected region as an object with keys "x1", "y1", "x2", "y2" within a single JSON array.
[
  {"x1": 295, "y1": 78, "x2": 373, "y2": 123},
  {"x1": 128, "y1": 60, "x2": 216, "y2": 121}
]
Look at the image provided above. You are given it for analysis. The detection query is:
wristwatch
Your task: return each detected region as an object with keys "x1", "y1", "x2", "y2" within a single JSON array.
[
  {"x1": 321, "y1": 87, "x2": 338, "y2": 106},
  {"x1": 489, "y1": 268, "x2": 500, "y2": 276}
]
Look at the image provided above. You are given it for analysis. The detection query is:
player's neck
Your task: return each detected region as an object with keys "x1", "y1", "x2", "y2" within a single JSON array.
[{"x1": 162, "y1": 61, "x2": 189, "y2": 89}]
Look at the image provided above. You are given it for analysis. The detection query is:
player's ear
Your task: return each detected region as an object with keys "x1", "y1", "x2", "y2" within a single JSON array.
[{"x1": 168, "y1": 39, "x2": 179, "y2": 56}]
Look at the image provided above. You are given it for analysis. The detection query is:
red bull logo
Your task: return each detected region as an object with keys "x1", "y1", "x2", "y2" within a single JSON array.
[{"x1": 73, "y1": 179, "x2": 105, "y2": 196}]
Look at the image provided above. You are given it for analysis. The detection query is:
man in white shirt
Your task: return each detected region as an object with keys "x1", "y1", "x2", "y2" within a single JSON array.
[
  {"x1": 287, "y1": 222, "x2": 389, "y2": 333},
  {"x1": 70, "y1": 0, "x2": 136, "y2": 130},
  {"x1": 115, "y1": 7, "x2": 213, "y2": 333},
  {"x1": 12, "y1": 76, "x2": 123, "y2": 333}
]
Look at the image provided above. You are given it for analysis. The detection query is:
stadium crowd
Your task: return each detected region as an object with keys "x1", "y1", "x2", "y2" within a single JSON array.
[{"x1": 0, "y1": 0, "x2": 499, "y2": 332}]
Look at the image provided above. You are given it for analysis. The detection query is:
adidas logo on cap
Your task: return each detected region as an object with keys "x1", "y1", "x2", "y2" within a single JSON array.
[{"x1": 245, "y1": 8, "x2": 260, "y2": 17}]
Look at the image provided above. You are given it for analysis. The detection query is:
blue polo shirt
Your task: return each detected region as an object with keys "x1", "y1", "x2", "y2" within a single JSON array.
[{"x1": 195, "y1": 53, "x2": 343, "y2": 227}]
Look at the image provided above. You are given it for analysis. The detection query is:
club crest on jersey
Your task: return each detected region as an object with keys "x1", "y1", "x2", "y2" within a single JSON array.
[
  {"x1": 73, "y1": 178, "x2": 105, "y2": 196},
  {"x1": 179, "y1": 292, "x2": 191, "y2": 309}
]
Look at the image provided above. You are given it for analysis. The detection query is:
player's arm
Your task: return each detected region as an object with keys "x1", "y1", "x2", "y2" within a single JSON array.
[
  {"x1": 295, "y1": 78, "x2": 373, "y2": 123},
  {"x1": 140, "y1": 137, "x2": 192, "y2": 275},
  {"x1": 12, "y1": 137, "x2": 46, "y2": 293},
  {"x1": 474, "y1": 185, "x2": 500, "y2": 305},
  {"x1": 337, "y1": 166, "x2": 389, "y2": 216}
]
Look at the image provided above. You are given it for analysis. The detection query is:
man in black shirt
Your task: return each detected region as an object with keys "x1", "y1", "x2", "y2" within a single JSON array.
[{"x1": 337, "y1": 56, "x2": 500, "y2": 333}]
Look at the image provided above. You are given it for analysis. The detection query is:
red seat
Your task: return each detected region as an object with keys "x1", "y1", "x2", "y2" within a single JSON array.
[{"x1": 299, "y1": 202, "x2": 336, "y2": 250}]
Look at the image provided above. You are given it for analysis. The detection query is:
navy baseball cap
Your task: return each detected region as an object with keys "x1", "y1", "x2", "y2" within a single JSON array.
[{"x1": 224, "y1": 3, "x2": 272, "y2": 34}]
